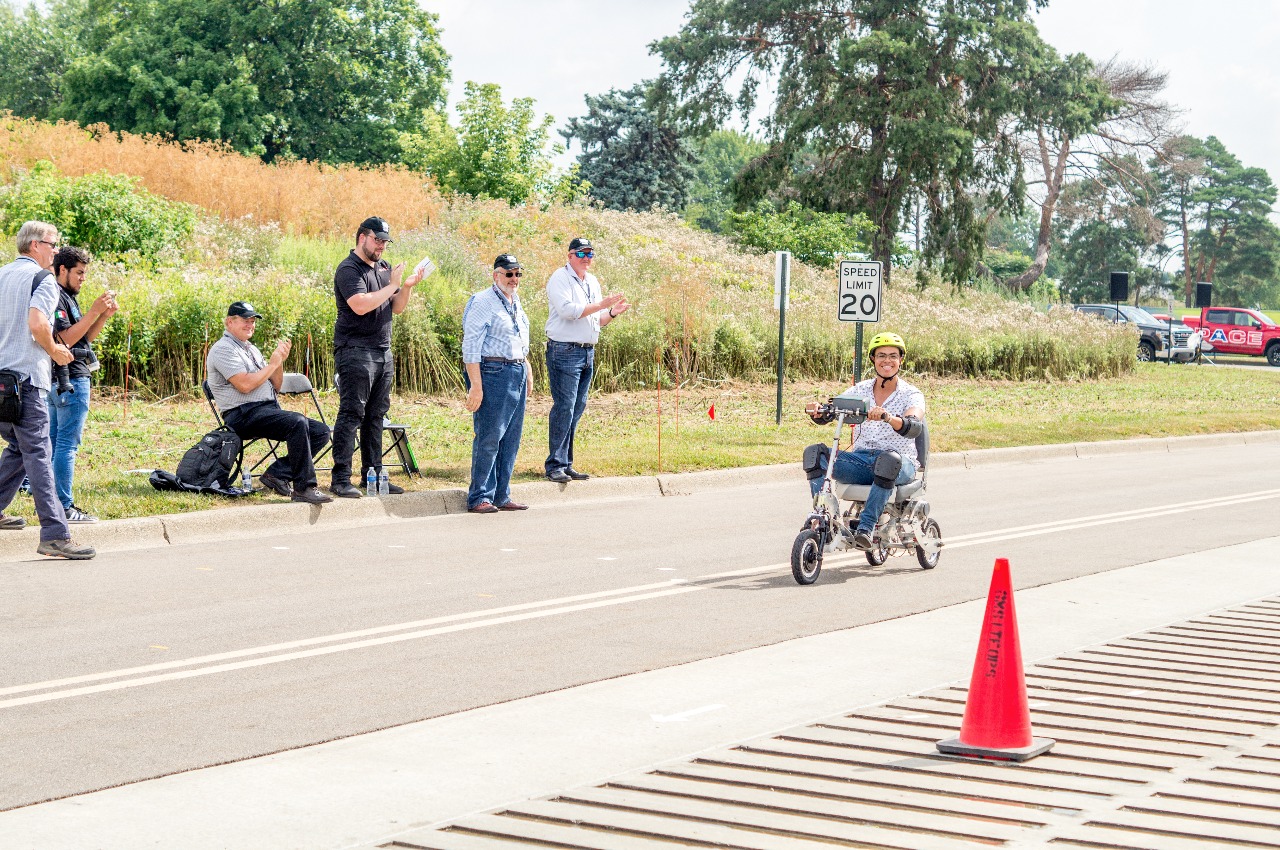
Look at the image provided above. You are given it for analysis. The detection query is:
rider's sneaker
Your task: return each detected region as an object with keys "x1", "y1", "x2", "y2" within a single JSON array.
[
  {"x1": 852, "y1": 530, "x2": 874, "y2": 550},
  {"x1": 65, "y1": 504, "x2": 98, "y2": 524}
]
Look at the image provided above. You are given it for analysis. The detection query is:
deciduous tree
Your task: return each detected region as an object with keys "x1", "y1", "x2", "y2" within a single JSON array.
[
  {"x1": 652, "y1": 0, "x2": 1056, "y2": 285},
  {"x1": 42, "y1": 0, "x2": 449, "y2": 164}
]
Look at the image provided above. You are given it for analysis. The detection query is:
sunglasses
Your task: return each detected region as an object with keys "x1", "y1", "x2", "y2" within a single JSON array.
[
  {"x1": 500, "y1": 270, "x2": 523, "y2": 278},
  {"x1": 573, "y1": 250, "x2": 594, "y2": 259}
]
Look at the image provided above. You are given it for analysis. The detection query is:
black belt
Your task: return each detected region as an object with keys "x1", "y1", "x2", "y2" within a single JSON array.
[
  {"x1": 481, "y1": 356, "x2": 525, "y2": 364},
  {"x1": 549, "y1": 340, "x2": 594, "y2": 349}
]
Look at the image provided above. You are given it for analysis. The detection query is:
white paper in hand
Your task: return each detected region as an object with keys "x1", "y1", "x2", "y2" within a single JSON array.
[{"x1": 414, "y1": 255, "x2": 437, "y2": 279}]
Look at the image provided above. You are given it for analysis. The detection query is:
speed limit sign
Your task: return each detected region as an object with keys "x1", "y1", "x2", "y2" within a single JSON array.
[{"x1": 838, "y1": 260, "x2": 882, "y2": 323}]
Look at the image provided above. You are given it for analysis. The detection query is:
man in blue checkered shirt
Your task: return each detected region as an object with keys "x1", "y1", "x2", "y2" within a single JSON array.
[{"x1": 462, "y1": 254, "x2": 532, "y2": 514}]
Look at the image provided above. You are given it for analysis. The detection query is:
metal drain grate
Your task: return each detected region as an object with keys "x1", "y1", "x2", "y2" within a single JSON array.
[{"x1": 383, "y1": 598, "x2": 1280, "y2": 850}]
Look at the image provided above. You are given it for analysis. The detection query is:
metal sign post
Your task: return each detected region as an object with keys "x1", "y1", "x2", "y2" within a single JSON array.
[
  {"x1": 838, "y1": 260, "x2": 883, "y2": 382},
  {"x1": 774, "y1": 251, "x2": 791, "y2": 425}
]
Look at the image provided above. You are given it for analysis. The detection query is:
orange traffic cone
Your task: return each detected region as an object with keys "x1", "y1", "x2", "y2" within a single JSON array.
[{"x1": 936, "y1": 558, "x2": 1054, "y2": 761}]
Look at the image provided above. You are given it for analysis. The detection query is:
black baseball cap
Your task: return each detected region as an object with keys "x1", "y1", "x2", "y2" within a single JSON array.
[
  {"x1": 568, "y1": 237, "x2": 592, "y2": 252},
  {"x1": 228, "y1": 301, "x2": 263, "y2": 319},
  {"x1": 359, "y1": 216, "x2": 392, "y2": 241},
  {"x1": 494, "y1": 253, "x2": 522, "y2": 270}
]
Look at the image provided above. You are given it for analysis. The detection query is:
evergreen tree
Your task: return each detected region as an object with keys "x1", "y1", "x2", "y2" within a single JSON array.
[{"x1": 562, "y1": 84, "x2": 697, "y2": 212}]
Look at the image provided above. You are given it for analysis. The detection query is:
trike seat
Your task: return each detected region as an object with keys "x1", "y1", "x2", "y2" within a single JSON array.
[
  {"x1": 834, "y1": 474, "x2": 925, "y2": 504},
  {"x1": 829, "y1": 422, "x2": 930, "y2": 505}
]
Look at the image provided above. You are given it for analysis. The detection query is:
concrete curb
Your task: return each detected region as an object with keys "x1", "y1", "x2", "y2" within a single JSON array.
[{"x1": 2, "y1": 429, "x2": 1275, "y2": 563}]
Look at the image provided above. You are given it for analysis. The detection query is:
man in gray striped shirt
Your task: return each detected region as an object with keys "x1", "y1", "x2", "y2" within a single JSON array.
[{"x1": 205, "y1": 302, "x2": 332, "y2": 504}]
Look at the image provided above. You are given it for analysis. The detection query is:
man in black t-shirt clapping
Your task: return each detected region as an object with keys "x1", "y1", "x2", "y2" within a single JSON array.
[{"x1": 329, "y1": 216, "x2": 423, "y2": 498}]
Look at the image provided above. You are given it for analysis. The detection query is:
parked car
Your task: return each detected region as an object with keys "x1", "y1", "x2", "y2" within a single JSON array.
[
  {"x1": 1181, "y1": 307, "x2": 1280, "y2": 367},
  {"x1": 1073, "y1": 304, "x2": 1197, "y2": 362}
]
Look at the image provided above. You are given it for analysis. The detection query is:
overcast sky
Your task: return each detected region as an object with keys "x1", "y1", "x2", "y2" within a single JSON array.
[{"x1": 431, "y1": 0, "x2": 1280, "y2": 195}]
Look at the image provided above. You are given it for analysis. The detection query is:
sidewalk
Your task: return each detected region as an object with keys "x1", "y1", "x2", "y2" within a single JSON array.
[
  {"x1": 3, "y1": 429, "x2": 1279, "y2": 563},
  {"x1": 2, "y1": 535, "x2": 1276, "y2": 849}
]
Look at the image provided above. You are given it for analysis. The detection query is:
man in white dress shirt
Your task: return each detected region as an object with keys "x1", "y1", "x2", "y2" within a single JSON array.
[{"x1": 542, "y1": 237, "x2": 629, "y2": 483}]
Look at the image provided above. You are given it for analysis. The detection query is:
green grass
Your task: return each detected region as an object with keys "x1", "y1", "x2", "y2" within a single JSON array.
[{"x1": 6, "y1": 362, "x2": 1277, "y2": 523}]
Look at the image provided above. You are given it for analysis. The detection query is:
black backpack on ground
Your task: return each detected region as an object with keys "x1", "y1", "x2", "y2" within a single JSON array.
[{"x1": 175, "y1": 427, "x2": 243, "y2": 491}]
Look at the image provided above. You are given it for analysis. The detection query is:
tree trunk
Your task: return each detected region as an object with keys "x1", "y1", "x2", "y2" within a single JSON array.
[
  {"x1": 1005, "y1": 131, "x2": 1070, "y2": 292},
  {"x1": 1181, "y1": 188, "x2": 1193, "y2": 306}
]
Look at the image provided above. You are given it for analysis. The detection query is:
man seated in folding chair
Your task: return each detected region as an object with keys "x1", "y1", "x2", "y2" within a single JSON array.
[{"x1": 205, "y1": 301, "x2": 333, "y2": 504}]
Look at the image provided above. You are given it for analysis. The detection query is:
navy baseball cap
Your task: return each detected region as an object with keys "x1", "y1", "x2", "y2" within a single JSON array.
[
  {"x1": 568, "y1": 237, "x2": 592, "y2": 252},
  {"x1": 227, "y1": 301, "x2": 263, "y2": 319},
  {"x1": 359, "y1": 216, "x2": 392, "y2": 241},
  {"x1": 494, "y1": 254, "x2": 522, "y2": 270}
]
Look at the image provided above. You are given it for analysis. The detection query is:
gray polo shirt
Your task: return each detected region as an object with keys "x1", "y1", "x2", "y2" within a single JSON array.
[
  {"x1": 205, "y1": 332, "x2": 276, "y2": 412},
  {"x1": 0, "y1": 256, "x2": 59, "y2": 391}
]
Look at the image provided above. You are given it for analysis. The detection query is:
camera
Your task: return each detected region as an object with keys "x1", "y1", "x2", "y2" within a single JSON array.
[{"x1": 53, "y1": 347, "x2": 99, "y2": 395}]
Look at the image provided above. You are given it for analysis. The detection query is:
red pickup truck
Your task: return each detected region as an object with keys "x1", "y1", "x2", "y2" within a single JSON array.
[{"x1": 1181, "y1": 308, "x2": 1280, "y2": 366}]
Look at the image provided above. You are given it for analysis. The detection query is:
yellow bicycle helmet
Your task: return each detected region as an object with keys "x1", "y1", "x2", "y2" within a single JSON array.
[{"x1": 866, "y1": 331, "x2": 906, "y2": 360}]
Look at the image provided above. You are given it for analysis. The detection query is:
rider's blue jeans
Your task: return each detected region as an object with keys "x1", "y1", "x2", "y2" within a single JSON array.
[{"x1": 810, "y1": 448, "x2": 917, "y2": 534}]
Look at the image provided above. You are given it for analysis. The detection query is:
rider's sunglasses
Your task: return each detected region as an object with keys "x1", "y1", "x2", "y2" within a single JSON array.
[
  {"x1": 501, "y1": 270, "x2": 523, "y2": 278},
  {"x1": 573, "y1": 250, "x2": 594, "y2": 259}
]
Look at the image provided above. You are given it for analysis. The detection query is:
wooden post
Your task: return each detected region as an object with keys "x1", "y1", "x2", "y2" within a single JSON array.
[
  {"x1": 123, "y1": 319, "x2": 132, "y2": 421},
  {"x1": 656, "y1": 352, "x2": 662, "y2": 474}
]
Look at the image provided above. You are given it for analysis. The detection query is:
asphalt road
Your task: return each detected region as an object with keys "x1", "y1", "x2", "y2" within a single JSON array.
[{"x1": 3, "y1": 440, "x2": 1279, "y2": 812}]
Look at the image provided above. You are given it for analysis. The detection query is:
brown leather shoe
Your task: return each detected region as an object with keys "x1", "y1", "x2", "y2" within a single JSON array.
[
  {"x1": 496, "y1": 501, "x2": 529, "y2": 511},
  {"x1": 468, "y1": 501, "x2": 499, "y2": 514}
]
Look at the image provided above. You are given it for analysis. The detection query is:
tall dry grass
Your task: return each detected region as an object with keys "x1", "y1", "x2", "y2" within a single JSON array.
[{"x1": 0, "y1": 114, "x2": 439, "y2": 237}]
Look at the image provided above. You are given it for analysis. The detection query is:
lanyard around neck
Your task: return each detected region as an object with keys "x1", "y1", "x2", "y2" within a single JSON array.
[{"x1": 492, "y1": 285, "x2": 520, "y2": 330}]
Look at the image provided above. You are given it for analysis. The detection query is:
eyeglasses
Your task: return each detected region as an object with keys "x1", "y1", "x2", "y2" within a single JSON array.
[
  {"x1": 37, "y1": 240, "x2": 58, "y2": 249},
  {"x1": 573, "y1": 250, "x2": 594, "y2": 259},
  {"x1": 873, "y1": 352, "x2": 901, "y2": 361},
  {"x1": 501, "y1": 270, "x2": 523, "y2": 278}
]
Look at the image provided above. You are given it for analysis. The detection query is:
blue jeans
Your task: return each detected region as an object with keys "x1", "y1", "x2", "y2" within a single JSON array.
[
  {"x1": 47, "y1": 377, "x2": 91, "y2": 510},
  {"x1": 810, "y1": 449, "x2": 917, "y2": 534},
  {"x1": 467, "y1": 361, "x2": 527, "y2": 509},
  {"x1": 545, "y1": 341, "x2": 594, "y2": 474}
]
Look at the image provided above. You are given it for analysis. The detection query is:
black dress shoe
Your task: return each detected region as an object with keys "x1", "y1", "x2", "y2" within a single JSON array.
[
  {"x1": 385, "y1": 481, "x2": 405, "y2": 495},
  {"x1": 546, "y1": 469, "x2": 571, "y2": 483},
  {"x1": 292, "y1": 486, "x2": 334, "y2": 504},
  {"x1": 259, "y1": 471, "x2": 292, "y2": 498},
  {"x1": 565, "y1": 468, "x2": 590, "y2": 481},
  {"x1": 330, "y1": 483, "x2": 363, "y2": 499}
]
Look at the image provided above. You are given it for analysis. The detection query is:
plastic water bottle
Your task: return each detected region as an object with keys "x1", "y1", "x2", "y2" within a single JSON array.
[
  {"x1": 366, "y1": 467, "x2": 377, "y2": 496},
  {"x1": 378, "y1": 468, "x2": 390, "y2": 496},
  {"x1": 242, "y1": 469, "x2": 252, "y2": 491}
]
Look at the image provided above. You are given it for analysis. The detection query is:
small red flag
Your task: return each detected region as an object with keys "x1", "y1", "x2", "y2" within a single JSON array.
[{"x1": 708, "y1": 404, "x2": 716, "y2": 420}]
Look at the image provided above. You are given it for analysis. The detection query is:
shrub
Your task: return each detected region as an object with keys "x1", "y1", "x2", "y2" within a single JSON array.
[
  {"x1": 727, "y1": 201, "x2": 874, "y2": 268},
  {"x1": 0, "y1": 114, "x2": 440, "y2": 237},
  {"x1": 0, "y1": 161, "x2": 196, "y2": 258}
]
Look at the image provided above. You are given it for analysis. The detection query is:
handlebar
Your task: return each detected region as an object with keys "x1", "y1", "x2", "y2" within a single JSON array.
[{"x1": 809, "y1": 397, "x2": 867, "y2": 424}]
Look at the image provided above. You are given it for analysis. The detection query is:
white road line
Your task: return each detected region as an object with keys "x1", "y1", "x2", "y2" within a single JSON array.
[
  {"x1": 6, "y1": 488, "x2": 1276, "y2": 709},
  {"x1": 0, "y1": 579, "x2": 701, "y2": 699},
  {"x1": 943, "y1": 488, "x2": 1280, "y2": 543},
  {"x1": 944, "y1": 490, "x2": 1280, "y2": 550}
]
